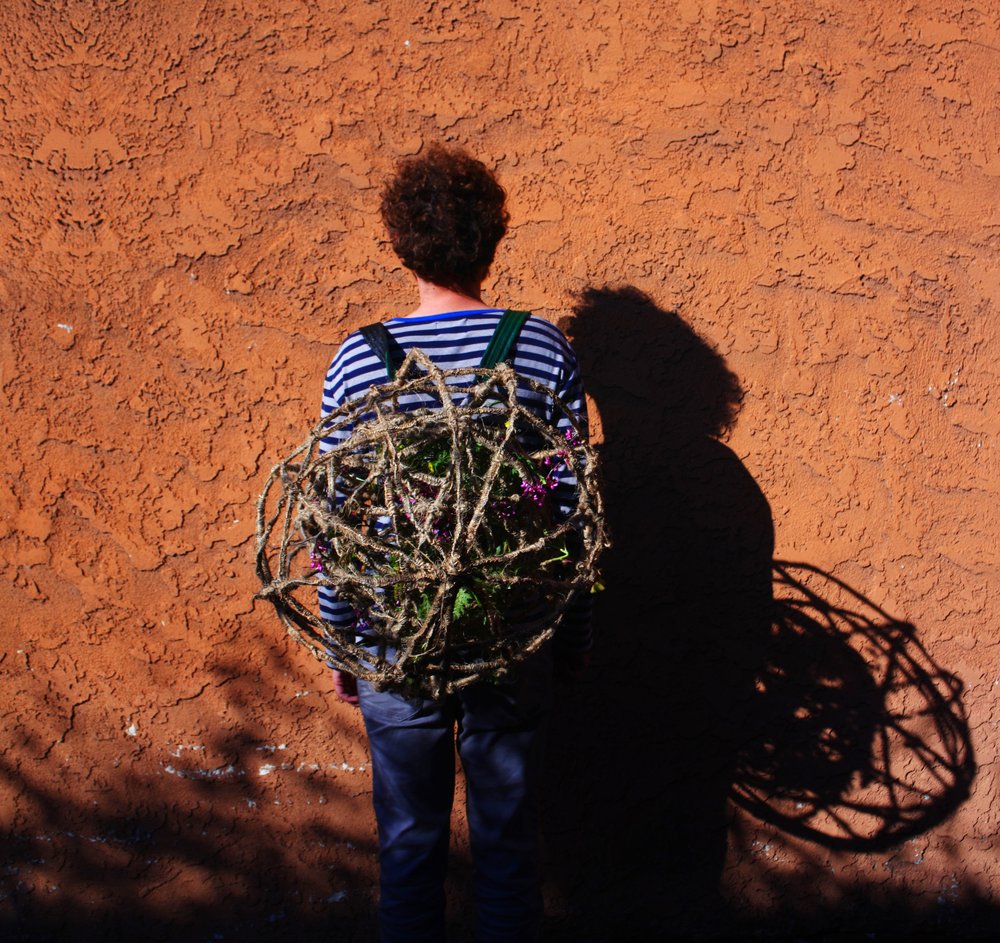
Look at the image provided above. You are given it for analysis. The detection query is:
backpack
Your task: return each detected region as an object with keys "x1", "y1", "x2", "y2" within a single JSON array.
[{"x1": 256, "y1": 311, "x2": 606, "y2": 697}]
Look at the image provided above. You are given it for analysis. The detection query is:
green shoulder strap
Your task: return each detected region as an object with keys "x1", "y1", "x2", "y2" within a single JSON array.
[{"x1": 479, "y1": 309, "x2": 531, "y2": 369}]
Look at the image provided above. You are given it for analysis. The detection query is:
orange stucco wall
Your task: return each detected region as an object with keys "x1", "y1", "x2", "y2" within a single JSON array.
[{"x1": 1, "y1": 1, "x2": 997, "y2": 940}]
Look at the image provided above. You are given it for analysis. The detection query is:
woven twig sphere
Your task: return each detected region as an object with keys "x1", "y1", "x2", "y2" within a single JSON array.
[{"x1": 256, "y1": 348, "x2": 607, "y2": 698}]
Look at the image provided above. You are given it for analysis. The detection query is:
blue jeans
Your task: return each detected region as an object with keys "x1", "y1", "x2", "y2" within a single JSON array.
[{"x1": 359, "y1": 648, "x2": 553, "y2": 943}]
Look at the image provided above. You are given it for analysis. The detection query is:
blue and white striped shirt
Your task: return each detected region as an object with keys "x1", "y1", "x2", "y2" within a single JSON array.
[{"x1": 318, "y1": 307, "x2": 592, "y2": 654}]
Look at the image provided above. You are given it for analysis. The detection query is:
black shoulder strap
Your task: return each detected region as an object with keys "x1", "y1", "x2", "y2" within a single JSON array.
[
  {"x1": 359, "y1": 323, "x2": 406, "y2": 380},
  {"x1": 480, "y1": 310, "x2": 531, "y2": 369}
]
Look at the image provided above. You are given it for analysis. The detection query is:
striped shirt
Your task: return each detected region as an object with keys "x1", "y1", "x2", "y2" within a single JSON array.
[{"x1": 318, "y1": 307, "x2": 592, "y2": 654}]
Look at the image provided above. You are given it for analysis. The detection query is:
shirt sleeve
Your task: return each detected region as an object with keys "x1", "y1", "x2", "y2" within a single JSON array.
[{"x1": 317, "y1": 347, "x2": 358, "y2": 633}]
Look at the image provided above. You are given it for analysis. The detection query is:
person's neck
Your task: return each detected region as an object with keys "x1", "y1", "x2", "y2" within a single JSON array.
[{"x1": 408, "y1": 276, "x2": 488, "y2": 317}]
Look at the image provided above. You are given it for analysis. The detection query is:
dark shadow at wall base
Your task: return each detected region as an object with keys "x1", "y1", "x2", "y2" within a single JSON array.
[
  {"x1": 4, "y1": 902, "x2": 1000, "y2": 943},
  {"x1": 543, "y1": 901, "x2": 1000, "y2": 943},
  {"x1": 6, "y1": 896, "x2": 1000, "y2": 943}
]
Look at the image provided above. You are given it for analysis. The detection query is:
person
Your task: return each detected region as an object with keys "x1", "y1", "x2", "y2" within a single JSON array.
[{"x1": 318, "y1": 144, "x2": 591, "y2": 943}]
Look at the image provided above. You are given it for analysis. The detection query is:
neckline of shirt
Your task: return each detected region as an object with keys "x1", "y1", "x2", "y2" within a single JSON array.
[{"x1": 386, "y1": 308, "x2": 504, "y2": 326}]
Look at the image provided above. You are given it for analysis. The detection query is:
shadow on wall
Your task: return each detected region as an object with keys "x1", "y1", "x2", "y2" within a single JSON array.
[
  {"x1": 544, "y1": 286, "x2": 980, "y2": 942},
  {"x1": 1, "y1": 285, "x2": 984, "y2": 943},
  {"x1": 734, "y1": 560, "x2": 975, "y2": 853},
  {"x1": 0, "y1": 643, "x2": 378, "y2": 943}
]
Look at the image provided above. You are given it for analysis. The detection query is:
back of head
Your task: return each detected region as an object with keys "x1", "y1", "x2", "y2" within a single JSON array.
[{"x1": 380, "y1": 144, "x2": 509, "y2": 288}]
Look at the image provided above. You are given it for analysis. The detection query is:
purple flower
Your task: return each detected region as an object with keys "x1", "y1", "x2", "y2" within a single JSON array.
[
  {"x1": 519, "y1": 477, "x2": 548, "y2": 506},
  {"x1": 491, "y1": 498, "x2": 516, "y2": 519}
]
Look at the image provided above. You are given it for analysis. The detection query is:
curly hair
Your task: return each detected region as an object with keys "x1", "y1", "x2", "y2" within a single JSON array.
[{"x1": 380, "y1": 144, "x2": 509, "y2": 286}]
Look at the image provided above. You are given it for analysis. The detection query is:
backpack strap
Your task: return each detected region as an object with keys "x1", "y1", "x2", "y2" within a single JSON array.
[
  {"x1": 360, "y1": 309, "x2": 531, "y2": 380},
  {"x1": 359, "y1": 323, "x2": 406, "y2": 380},
  {"x1": 480, "y1": 309, "x2": 531, "y2": 369}
]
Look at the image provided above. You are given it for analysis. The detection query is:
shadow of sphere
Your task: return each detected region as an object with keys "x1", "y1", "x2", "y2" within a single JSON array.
[{"x1": 732, "y1": 562, "x2": 976, "y2": 851}]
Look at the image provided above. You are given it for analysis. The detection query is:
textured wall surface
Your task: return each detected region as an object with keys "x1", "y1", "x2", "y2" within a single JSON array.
[{"x1": 1, "y1": 1, "x2": 998, "y2": 940}]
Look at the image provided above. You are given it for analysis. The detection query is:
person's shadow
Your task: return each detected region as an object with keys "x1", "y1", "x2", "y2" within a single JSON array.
[
  {"x1": 543, "y1": 286, "x2": 775, "y2": 941},
  {"x1": 542, "y1": 286, "x2": 976, "y2": 942}
]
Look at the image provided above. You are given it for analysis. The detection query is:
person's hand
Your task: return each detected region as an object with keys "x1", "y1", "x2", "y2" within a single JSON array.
[
  {"x1": 333, "y1": 669, "x2": 360, "y2": 706},
  {"x1": 554, "y1": 651, "x2": 590, "y2": 685}
]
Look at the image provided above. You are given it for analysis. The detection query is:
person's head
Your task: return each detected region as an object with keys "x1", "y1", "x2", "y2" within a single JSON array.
[{"x1": 380, "y1": 144, "x2": 509, "y2": 290}]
